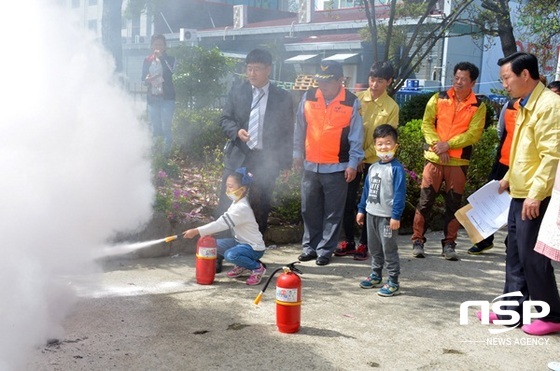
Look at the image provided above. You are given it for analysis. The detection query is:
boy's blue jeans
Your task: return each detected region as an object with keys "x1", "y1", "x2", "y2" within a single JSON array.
[{"x1": 216, "y1": 238, "x2": 263, "y2": 271}]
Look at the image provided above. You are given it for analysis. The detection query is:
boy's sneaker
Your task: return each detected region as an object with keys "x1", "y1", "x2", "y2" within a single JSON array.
[
  {"x1": 378, "y1": 281, "x2": 400, "y2": 297},
  {"x1": 334, "y1": 240, "x2": 356, "y2": 256},
  {"x1": 468, "y1": 243, "x2": 493, "y2": 255},
  {"x1": 412, "y1": 240, "x2": 425, "y2": 258},
  {"x1": 246, "y1": 263, "x2": 266, "y2": 285},
  {"x1": 353, "y1": 244, "x2": 368, "y2": 261},
  {"x1": 442, "y1": 242, "x2": 458, "y2": 261},
  {"x1": 226, "y1": 265, "x2": 250, "y2": 278},
  {"x1": 359, "y1": 272, "x2": 382, "y2": 289}
]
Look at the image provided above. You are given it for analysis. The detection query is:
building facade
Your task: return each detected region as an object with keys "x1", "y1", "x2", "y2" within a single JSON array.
[{"x1": 62, "y1": 0, "x2": 487, "y2": 95}]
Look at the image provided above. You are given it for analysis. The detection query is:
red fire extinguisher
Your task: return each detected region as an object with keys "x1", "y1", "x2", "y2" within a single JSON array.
[
  {"x1": 195, "y1": 236, "x2": 217, "y2": 285},
  {"x1": 254, "y1": 262, "x2": 302, "y2": 333}
]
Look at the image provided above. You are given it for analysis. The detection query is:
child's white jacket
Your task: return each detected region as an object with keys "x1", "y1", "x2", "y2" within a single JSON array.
[{"x1": 198, "y1": 197, "x2": 266, "y2": 251}]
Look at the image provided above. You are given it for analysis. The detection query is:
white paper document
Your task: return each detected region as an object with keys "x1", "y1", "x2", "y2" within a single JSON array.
[{"x1": 465, "y1": 180, "x2": 511, "y2": 239}]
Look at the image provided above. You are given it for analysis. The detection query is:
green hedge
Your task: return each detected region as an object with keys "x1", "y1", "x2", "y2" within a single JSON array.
[
  {"x1": 399, "y1": 93, "x2": 433, "y2": 126},
  {"x1": 173, "y1": 108, "x2": 225, "y2": 162}
]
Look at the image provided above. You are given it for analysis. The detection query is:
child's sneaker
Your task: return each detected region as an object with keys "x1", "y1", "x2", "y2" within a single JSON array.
[
  {"x1": 359, "y1": 272, "x2": 382, "y2": 289},
  {"x1": 246, "y1": 263, "x2": 266, "y2": 285},
  {"x1": 226, "y1": 265, "x2": 250, "y2": 278},
  {"x1": 378, "y1": 280, "x2": 400, "y2": 297}
]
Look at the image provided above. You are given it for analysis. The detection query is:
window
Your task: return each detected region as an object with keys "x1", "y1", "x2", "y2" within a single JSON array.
[
  {"x1": 88, "y1": 0, "x2": 97, "y2": 5},
  {"x1": 72, "y1": 0, "x2": 80, "y2": 7}
]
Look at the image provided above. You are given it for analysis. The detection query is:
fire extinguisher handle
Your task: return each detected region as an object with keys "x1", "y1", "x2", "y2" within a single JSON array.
[
  {"x1": 287, "y1": 261, "x2": 303, "y2": 275},
  {"x1": 253, "y1": 267, "x2": 284, "y2": 305}
]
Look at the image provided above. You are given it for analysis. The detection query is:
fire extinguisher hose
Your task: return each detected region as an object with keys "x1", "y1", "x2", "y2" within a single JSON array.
[{"x1": 253, "y1": 262, "x2": 301, "y2": 305}]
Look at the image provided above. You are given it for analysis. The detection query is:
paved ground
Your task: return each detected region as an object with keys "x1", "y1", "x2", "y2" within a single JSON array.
[{"x1": 26, "y1": 230, "x2": 560, "y2": 371}]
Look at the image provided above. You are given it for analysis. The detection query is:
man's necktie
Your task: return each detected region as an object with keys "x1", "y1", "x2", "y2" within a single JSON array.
[{"x1": 247, "y1": 87, "x2": 264, "y2": 150}]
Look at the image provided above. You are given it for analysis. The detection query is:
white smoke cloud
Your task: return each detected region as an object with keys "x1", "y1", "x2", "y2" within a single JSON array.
[{"x1": 0, "y1": 1, "x2": 154, "y2": 369}]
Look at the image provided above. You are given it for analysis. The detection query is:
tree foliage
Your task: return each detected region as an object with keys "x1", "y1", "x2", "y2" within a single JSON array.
[
  {"x1": 516, "y1": 0, "x2": 560, "y2": 68},
  {"x1": 468, "y1": 0, "x2": 517, "y2": 57},
  {"x1": 470, "y1": 0, "x2": 559, "y2": 73},
  {"x1": 172, "y1": 45, "x2": 234, "y2": 109},
  {"x1": 360, "y1": 0, "x2": 478, "y2": 93}
]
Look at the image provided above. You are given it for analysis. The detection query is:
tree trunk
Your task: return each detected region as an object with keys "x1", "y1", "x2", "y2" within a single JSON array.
[
  {"x1": 481, "y1": 0, "x2": 517, "y2": 57},
  {"x1": 363, "y1": 0, "x2": 378, "y2": 63},
  {"x1": 102, "y1": 0, "x2": 124, "y2": 73},
  {"x1": 496, "y1": 0, "x2": 517, "y2": 57}
]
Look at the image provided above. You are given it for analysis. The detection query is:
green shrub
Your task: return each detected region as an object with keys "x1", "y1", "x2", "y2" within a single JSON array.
[
  {"x1": 173, "y1": 46, "x2": 234, "y2": 110},
  {"x1": 198, "y1": 145, "x2": 225, "y2": 213},
  {"x1": 397, "y1": 119, "x2": 425, "y2": 176},
  {"x1": 465, "y1": 126, "x2": 499, "y2": 196},
  {"x1": 152, "y1": 140, "x2": 181, "y2": 178},
  {"x1": 397, "y1": 120, "x2": 425, "y2": 230},
  {"x1": 270, "y1": 170, "x2": 302, "y2": 225},
  {"x1": 173, "y1": 108, "x2": 225, "y2": 162},
  {"x1": 399, "y1": 92, "x2": 433, "y2": 126},
  {"x1": 477, "y1": 95, "x2": 499, "y2": 128}
]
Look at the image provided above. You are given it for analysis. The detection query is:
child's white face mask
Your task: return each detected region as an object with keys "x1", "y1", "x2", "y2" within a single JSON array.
[
  {"x1": 376, "y1": 149, "x2": 396, "y2": 162},
  {"x1": 226, "y1": 186, "x2": 246, "y2": 202}
]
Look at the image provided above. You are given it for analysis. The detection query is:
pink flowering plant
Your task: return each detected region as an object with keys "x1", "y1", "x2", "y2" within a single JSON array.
[{"x1": 152, "y1": 148, "x2": 221, "y2": 225}]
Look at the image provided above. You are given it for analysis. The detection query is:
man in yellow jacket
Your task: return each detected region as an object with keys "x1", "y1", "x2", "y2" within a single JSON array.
[
  {"x1": 494, "y1": 52, "x2": 560, "y2": 336},
  {"x1": 411, "y1": 62, "x2": 486, "y2": 260}
]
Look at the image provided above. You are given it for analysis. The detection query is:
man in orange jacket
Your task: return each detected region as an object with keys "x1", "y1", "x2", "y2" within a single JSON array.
[
  {"x1": 293, "y1": 60, "x2": 364, "y2": 266},
  {"x1": 411, "y1": 62, "x2": 486, "y2": 261}
]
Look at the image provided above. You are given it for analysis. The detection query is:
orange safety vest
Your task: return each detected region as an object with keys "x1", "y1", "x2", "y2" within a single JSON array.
[
  {"x1": 303, "y1": 87, "x2": 357, "y2": 164},
  {"x1": 498, "y1": 99, "x2": 519, "y2": 166},
  {"x1": 435, "y1": 91, "x2": 484, "y2": 160}
]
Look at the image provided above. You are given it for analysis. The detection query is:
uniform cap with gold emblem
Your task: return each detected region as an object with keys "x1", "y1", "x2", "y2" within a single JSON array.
[{"x1": 315, "y1": 60, "x2": 343, "y2": 81}]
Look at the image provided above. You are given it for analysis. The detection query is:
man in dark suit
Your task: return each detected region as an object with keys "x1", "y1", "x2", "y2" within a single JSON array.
[{"x1": 217, "y1": 49, "x2": 294, "y2": 236}]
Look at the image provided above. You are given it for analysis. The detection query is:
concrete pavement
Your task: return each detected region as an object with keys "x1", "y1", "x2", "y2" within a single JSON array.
[{"x1": 26, "y1": 230, "x2": 560, "y2": 370}]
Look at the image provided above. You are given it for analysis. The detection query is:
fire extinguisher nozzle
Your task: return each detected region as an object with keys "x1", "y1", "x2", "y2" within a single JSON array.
[
  {"x1": 164, "y1": 235, "x2": 178, "y2": 243},
  {"x1": 254, "y1": 292, "x2": 264, "y2": 305}
]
